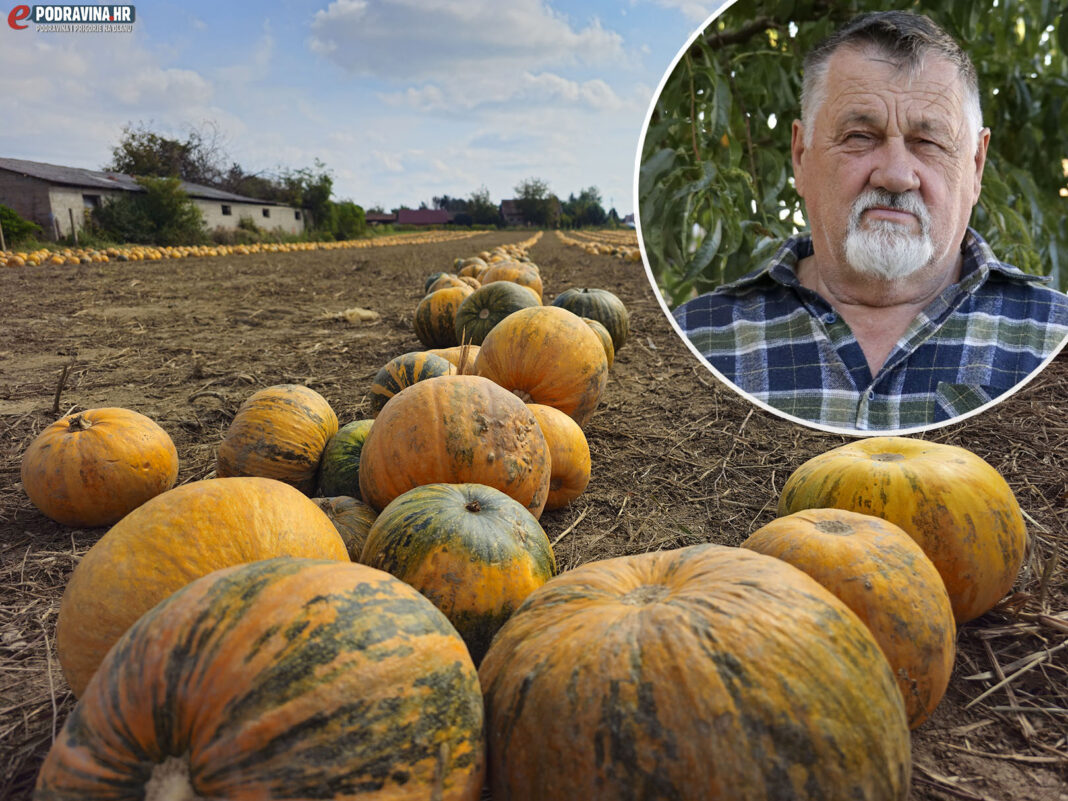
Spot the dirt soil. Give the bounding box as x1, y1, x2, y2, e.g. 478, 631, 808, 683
1, 229, 1065, 800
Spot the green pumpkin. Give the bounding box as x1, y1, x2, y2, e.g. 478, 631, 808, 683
317, 420, 374, 499
454, 281, 541, 346
551, 287, 629, 351
361, 482, 556, 664
369, 351, 456, 416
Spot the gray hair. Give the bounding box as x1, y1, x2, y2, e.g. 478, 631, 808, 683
800, 12, 983, 151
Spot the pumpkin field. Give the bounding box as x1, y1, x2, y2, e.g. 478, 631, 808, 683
1, 229, 1066, 799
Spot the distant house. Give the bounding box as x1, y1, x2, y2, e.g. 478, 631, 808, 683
0, 157, 307, 240
395, 208, 451, 226
365, 211, 397, 226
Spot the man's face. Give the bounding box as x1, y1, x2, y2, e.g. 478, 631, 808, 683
792, 46, 989, 282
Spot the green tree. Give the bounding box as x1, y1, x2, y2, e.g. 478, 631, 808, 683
514, 178, 560, 227
564, 186, 609, 228
0, 204, 43, 244
468, 186, 500, 226
107, 122, 225, 185
639, 0, 1068, 305
91, 177, 206, 245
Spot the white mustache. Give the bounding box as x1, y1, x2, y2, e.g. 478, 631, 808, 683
849, 190, 931, 235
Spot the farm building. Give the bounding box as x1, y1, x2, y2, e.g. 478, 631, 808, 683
0, 157, 307, 240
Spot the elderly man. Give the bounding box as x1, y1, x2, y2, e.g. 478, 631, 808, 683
672, 11, 1068, 430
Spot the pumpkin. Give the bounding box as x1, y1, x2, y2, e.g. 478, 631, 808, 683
414, 286, 474, 348
426, 273, 471, 294
479, 544, 911, 800
454, 281, 541, 346
216, 384, 338, 496
583, 317, 615, 369
423, 270, 449, 293
361, 483, 556, 663
552, 287, 630, 350
778, 437, 1028, 623
479, 261, 543, 302
359, 375, 551, 519
527, 403, 591, 510
38, 558, 486, 800
369, 351, 457, 416
742, 508, 956, 728
317, 419, 374, 498
55, 476, 348, 697
457, 257, 487, 278
475, 305, 608, 427
312, 495, 378, 561
457, 275, 481, 289
20, 407, 178, 528
427, 344, 481, 375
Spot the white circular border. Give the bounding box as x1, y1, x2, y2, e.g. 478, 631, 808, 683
631, 1, 1068, 439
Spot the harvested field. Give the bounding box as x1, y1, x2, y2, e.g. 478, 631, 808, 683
2, 229, 1065, 799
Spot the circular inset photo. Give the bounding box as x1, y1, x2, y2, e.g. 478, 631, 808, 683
635, 1, 1068, 435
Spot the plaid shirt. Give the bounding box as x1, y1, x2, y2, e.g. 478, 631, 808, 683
673, 228, 1068, 431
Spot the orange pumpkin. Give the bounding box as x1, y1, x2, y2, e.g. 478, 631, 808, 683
527, 403, 591, 510
56, 476, 348, 697
38, 558, 486, 800
359, 375, 551, 519
479, 261, 543, 302
216, 384, 338, 495
475, 305, 608, 427
414, 286, 475, 348
479, 544, 911, 800
20, 407, 178, 527
778, 437, 1028, 623
426, 273, 471, 294
427, 344, 481, 375
742, 508, 956, 728
583, 317, 615, 369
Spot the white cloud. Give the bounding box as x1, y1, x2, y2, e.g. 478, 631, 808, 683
308, 0, 625, 81
643, 0, 730, 25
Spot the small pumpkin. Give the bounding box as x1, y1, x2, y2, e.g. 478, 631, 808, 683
359, 375, 551, 519
456, 257, 487, 278
527, 403, 591, 510
423, 270, 449, 293
427, 344, 481, 375
312, 495, 378, 561
20, 407, 178, 528
426, 273, 471, 294
317, 419, 374, 498
38, 558, 486, 800
369, 351, 456, 416
55, 476, 348, 697
479, 261, 543, 302
454, 281, 541, 346
778, 437, 1028, 623
414, 286, 474, 348
361, 483, 556, 663
216, 384, 338, 496
475, 305, 608, 427
479, 544, 911, 800
552, 287, 629, 350
742, 508, 956, 729
583, 317, 615, 369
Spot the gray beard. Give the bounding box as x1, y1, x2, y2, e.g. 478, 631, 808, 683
842, 192, 934, 281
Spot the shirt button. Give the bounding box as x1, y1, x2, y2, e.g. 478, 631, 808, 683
867, 390, 875, 400
822, 312, 836, 324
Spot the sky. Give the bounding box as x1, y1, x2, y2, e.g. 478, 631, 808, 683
0, 0, 731, 214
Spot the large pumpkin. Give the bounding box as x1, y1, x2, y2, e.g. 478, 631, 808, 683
216, 384, 338, 495
778, 437, 1028, 623
742, 508, 956, 728
475, 305, 608, 427
551, 287, 629, 351
527, 403, 591, 510
479, 544, 910, 800
55, 476, 348, 697
37, 558, 486, 801
312, 495, 378, 561
20, 407, 178, 528
317, 418, 374, 498
454, 281, 541, 346
361, 483, 556, 664
359, 375, 551, 519
369, 351, 457, 416
415, 285, 474, 348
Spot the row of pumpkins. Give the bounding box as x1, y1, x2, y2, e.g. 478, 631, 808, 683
21, 241, 1028, 799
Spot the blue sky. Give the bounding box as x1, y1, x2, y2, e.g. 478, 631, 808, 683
0, 0, 730, 214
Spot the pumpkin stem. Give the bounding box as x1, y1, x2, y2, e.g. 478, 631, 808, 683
465, 500, 482, 513
814, 519, 854, 536
144, 756, 204, 801
512, 389, 533, 403
872, 453, 905, 462
67, 413, 92, 431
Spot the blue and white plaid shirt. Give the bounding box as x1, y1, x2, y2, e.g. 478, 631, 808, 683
673, 228, 1068, 431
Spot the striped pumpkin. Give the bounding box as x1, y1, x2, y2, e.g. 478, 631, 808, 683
415, 286, 475, 348
479, 544, 911, 800
454, 281, 541, 346
317, 419, 374, 498
216, 384, 338, 496
37, 558, 486, 800
552, 287, 629, 351
55, 477, 348, 697
742, 508, 956, 728
361, 483, 556, 664
312, 495, 378, 561
369, 351, 456, 416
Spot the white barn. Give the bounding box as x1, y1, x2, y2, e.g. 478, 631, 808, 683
0, 157, 307, 240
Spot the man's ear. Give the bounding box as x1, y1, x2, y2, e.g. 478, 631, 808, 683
972, 127, 990, 205
791, 119, 807, 198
